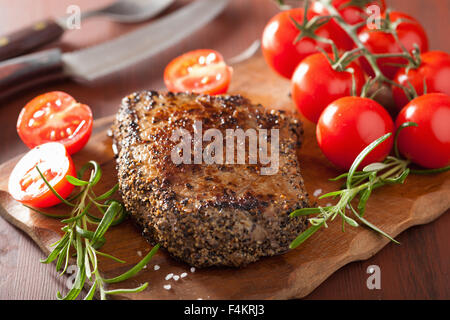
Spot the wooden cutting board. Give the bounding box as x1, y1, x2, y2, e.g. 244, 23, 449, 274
0, 55, 448, 300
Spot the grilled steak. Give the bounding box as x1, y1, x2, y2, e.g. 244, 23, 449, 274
113, 91, 309, 267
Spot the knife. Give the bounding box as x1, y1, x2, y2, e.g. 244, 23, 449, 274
0, 0, 175, 62
0, 0, 229, 99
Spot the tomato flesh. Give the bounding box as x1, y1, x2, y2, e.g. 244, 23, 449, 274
395, 93, 450, 169
17, 91, 93, 155
164, 49, 232, 95
291, 52, 366, 123
317, 97, 394, 170
8, 142, 76, 208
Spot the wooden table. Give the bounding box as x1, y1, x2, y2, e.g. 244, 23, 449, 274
0, 0, 448, 300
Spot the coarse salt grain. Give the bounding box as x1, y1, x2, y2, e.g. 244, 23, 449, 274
313, 189, 322, 197
190, 267, 196, 273
173, 275, 180, 281
163, 284, 171, 290
180, 272, 188, 278
137, 250, 142, 257
154, 265, 160, 271
165, 273, 174, 280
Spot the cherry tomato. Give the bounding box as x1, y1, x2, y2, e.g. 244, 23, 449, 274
164, 49, 232, 95
261, 8, 351, 79
17, 91, 93, 155
395, 93, 450, 169
8, 142, 76, 208
358, 11, 429, 79
393, 51, 450, 110
312, 0, 386, 26
312, 0, 386, 49
317, 97, 394, 170
291, 52, 366, 123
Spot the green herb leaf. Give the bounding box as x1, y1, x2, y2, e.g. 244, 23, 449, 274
95, 250, 126, 264
22, 204, 70, 219
66, 175, 89, 186
57, 265, 86, 300
91, 201, 121, 246
318, 190, 344, 199
363, 162, 391, 172
357, 188, 371, 217
347, 133, 392, 189
35, 166, 75, 207
411, 166, 450, 175
382, 168, 410, 184
40, 233, 70, 264
103, 282, 149, 295
103, 244, 160, 284
95, 184, 119, 201
77, 161, 102, 186
342, 215, 359, 227
350, 206, 400, 244
290, 207, 323, 217
289, 224, 323, 249
84, 281, 97, 300
394, 122, 418, 158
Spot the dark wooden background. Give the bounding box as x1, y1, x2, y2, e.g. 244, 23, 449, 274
0, 0, 448, 300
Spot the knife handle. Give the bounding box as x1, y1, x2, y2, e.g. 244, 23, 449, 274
0, 19, 65, 61
0, 49, 66, 100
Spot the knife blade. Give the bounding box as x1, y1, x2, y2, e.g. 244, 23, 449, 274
64, 0, 229, 81
0, 0, 229, 98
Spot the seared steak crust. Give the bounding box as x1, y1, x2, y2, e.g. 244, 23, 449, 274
113, 91, 309, 267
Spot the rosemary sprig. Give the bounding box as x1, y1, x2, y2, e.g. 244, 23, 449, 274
290, 122, 449, 249
28, 161, 159, 300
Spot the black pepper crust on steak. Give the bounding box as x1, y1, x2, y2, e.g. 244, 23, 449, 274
112, 91, 309, 267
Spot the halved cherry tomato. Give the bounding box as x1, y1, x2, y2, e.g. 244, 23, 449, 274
393, 51, 450, 110
358, 11, 429, 79
261, 8, 351, 79
17, 91, 93, 155
317, 97, 394, 170
8, 142, 76, 208
291, 52, 366, 123
164, 49, 232, 95
395, 93, 450, 169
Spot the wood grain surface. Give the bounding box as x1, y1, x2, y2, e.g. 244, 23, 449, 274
0, 0, 449, 300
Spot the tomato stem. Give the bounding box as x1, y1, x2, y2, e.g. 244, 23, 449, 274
288, 0, 423, 100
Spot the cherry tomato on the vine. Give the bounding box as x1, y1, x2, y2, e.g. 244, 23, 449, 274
312, 0, 386, 26
393, 51, 450, 110
291, 52, 366, 123
358, 11, 429, 80
8, 142, 76, 208
262, 8, 350, 79
17, 91, 93, 155
164, 49, 232, 95
312, 0, 386, 49
395, 93, 450, 169
317, 97, 394, 170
